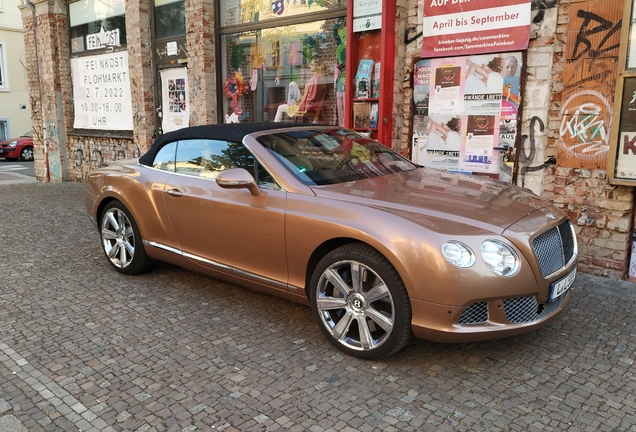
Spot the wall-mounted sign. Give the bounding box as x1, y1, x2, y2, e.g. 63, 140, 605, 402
353, 0, 382, 32
421, 0, 531, 58
71, 51, 133, 130
86, 27, 121, 50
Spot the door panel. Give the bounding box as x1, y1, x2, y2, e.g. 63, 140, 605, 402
163, 175, 288, 286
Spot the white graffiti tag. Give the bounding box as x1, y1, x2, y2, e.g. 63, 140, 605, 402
559, 89, 611, 158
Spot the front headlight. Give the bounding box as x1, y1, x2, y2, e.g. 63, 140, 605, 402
8, 141, 18, 147
481, 240, 519, 276
442, 241, 475, 268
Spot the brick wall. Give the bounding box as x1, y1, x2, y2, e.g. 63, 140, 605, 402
546, 0, 633, 278
399, 0, 634, 279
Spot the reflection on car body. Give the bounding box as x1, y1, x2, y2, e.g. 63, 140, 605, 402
85, 124, 577, 359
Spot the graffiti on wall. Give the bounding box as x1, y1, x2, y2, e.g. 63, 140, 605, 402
530, 0, 558, 38
71, 140, 140, 181
518, 116, 557, 192
558, 0, 622, 169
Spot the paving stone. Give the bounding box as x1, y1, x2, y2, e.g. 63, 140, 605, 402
2, 182, 636, 431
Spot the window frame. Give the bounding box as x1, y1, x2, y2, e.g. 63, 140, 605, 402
0, 42, 8, 91
608, 0, 636, 185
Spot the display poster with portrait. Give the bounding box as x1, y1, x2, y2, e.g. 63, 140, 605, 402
412, 51, 523, 176
160, 68, 189, 133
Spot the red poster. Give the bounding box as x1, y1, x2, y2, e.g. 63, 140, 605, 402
422, 0, 531, 58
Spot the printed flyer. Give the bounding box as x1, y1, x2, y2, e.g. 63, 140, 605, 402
429, 58, 465, 115
460, 114, 500, 173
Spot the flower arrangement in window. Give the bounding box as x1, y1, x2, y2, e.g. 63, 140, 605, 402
224, 71, 249, 115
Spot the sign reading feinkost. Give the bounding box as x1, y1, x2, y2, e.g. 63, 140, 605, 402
422, 0, 531, 58
71, 51, 133, 130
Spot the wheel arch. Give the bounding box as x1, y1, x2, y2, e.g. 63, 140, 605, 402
303, 238, 406, 300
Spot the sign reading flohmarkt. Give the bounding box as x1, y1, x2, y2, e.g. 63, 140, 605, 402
421, 0, 531, 58
71, 51, 133, 130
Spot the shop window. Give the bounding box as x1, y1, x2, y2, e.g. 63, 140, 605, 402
0, 43, 6, 90
155, 0, 185, 40
220, 18, 344, 125
68, 0, 133, 131
608, 0, 636, 184
69, 0, 126, 54
221, 0, 345, 27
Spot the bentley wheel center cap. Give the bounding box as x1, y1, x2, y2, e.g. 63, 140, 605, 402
349, 294, 365, 312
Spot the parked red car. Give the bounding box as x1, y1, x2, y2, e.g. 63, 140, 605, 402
0, 131, 34, 161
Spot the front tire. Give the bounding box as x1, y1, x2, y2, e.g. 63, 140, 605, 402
309, 244, 413, 359
100, 201, 153, 275
20, 147, 34, 161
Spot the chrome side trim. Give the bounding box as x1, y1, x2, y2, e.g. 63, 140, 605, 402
143, 240, 292, 290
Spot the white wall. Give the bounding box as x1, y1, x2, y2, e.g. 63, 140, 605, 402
0, 0, 32, 139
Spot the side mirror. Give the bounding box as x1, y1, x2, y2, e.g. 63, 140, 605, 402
216, 168, 261, 196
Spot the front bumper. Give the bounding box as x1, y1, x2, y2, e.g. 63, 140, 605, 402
410, 288, 572, 343
0, 147, 20, 158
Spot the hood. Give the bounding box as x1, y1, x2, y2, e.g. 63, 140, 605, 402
0, 137, 30, 145
310, 168, 551, 234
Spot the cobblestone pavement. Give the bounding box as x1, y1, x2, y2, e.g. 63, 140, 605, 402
1, 182, 636, 432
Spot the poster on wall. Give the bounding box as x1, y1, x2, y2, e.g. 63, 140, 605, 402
412, 52, 522, 175
429, 57, 465, 115
460, 114, 499, 173
160, 68, 189, 133
421, 0, 531, 58
616, 133, 636, 180
71, 51, 133, 130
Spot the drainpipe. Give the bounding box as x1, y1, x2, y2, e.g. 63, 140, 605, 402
24, 0, 50, 182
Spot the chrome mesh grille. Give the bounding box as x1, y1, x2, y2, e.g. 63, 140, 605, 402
532, 220, 575, 278
458, 302, 488, 324
503, 293, 568, 324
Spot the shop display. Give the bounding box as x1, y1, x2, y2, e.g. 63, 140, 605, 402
355, 59, 374, 99
353, 102, 370, 128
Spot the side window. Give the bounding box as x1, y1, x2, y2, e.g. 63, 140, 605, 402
175, 139, 256, 179
153, 141, 177, 171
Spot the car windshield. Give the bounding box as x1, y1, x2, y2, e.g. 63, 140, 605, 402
256, 129, 418, 186
21, 131, 32, 137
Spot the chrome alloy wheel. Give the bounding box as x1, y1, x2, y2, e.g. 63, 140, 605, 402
101, 208, 136, 268
21, 148, 34, 161
315, 259, 395, 352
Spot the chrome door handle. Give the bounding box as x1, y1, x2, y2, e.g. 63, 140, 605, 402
165, 188, 183, 197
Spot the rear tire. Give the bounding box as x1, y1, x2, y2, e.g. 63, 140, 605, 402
100, 201, 153, 275
309, 243, 413, 359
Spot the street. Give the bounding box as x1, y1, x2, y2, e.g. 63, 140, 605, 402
1, 182, 635, 432
0, 160, 36, 185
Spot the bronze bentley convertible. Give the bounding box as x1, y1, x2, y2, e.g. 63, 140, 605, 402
85, 124, 577, 359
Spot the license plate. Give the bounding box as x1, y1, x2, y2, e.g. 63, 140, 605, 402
550, 266, 576, 302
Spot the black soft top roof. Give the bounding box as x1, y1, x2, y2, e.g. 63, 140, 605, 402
138, 122, 302, 166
